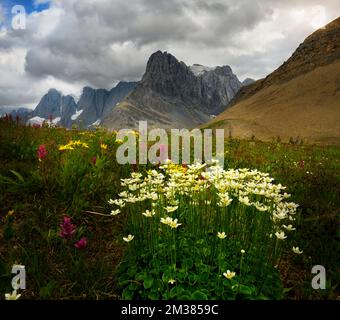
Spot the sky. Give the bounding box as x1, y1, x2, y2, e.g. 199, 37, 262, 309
0, 0, 339, 109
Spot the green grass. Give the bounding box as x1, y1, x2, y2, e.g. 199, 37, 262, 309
0, 119, 339, 300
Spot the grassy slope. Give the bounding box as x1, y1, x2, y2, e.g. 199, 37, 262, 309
205, 61, 340, 144
0, 121, 339, 299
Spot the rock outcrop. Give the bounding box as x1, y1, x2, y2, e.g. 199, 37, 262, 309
31, 89, 77, 126
28, 81, 137, 128
242, 78, 255, 86
102, 51, 241, 129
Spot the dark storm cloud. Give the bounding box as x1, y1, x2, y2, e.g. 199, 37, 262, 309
0, 0, 339, 108
21, 0, 271, 87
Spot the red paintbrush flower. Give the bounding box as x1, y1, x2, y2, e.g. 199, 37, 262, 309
37, 144, 48, 160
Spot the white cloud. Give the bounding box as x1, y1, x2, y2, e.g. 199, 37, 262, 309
0, 47, 83, 109
0, 0, 339, 108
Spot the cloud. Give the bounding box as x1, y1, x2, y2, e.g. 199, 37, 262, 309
0, 0, 339, 108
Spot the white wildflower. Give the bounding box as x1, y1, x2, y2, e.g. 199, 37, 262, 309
292, 246, 303, 254
275, 231, 287, 240
123, 234, 134, 242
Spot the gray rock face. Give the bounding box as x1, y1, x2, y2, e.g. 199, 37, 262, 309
33, 89, 63, 119
75, 81, 138, 127
29, 81, 137, 128
60, 95, 77, 127
198, 65, 242, 114
32, 88, 77, 125
104, 81, 138, 117
102, 51, 242, 129
10, 107, 32, 120
75, 87, 110, 127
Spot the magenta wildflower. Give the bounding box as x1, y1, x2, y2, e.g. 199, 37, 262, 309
37, 144, 48, 160
74, 237, 88, 250
298, 160, 305, 169
91, 156, 97, 165
59, 216, 76, 239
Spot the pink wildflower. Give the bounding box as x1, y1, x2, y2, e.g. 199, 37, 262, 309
59, 216, 76, 239
74, 237, 88, 250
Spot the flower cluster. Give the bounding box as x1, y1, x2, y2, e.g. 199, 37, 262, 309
59, 216, 76, 239
109, 160, 300, 241
160, 217, 182, 229
59, 216, 88, 250
37, 144, 48, 160
59, 140, 89, 151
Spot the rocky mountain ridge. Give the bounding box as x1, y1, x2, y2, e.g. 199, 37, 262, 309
102, 51, 242, 129
28, 81, 138, 128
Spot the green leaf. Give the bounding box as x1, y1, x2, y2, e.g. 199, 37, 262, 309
183, 258, 193, 269
238, 285, 253, 296
191, 290, 208, 300
122, 287, 134, 300
170, 286, 184, 298
10, 170, 24, 183
39, 281, 56, 299
148, 291, 159, 300
199, 272, 209, 282
188, 274, 197, 285
128, 283, 140, 291
283, 287, 293, 293
143, 275, 154, 289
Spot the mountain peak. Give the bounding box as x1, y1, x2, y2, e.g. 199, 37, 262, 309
266, 16, 340, 85
103, 51, 242, 129
32, 88, 76, 123
140, 51, 193, 96
144, 51, 184, 79
47, 88, 61, 96
83, 86, 95, 92
231, 16, 340, 103
242, 78, 255, 86
190, 64, 214, 76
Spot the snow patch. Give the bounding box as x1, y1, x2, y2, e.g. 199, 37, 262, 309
91, 119, 101, 127
27, 116, 46, 125
27, 116, 61, 127
52, 117, 61, 124
190, 64, 215, 76
71, 109, 83, 120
